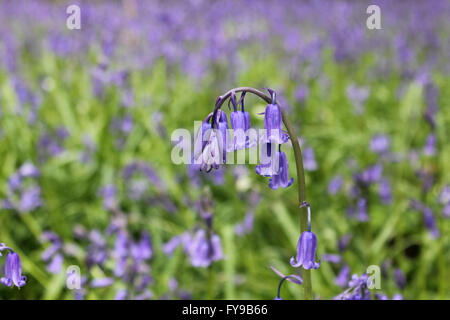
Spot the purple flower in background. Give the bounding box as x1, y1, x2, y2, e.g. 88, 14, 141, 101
328, 176, 343, 195
438, 185, 450, 205
2, 162, 43, 213
346, 84, 370, 114
131, 232, 153, 262
0, 246, 27, 288
163, 235, 182, 257
370, 134, 390, 155
18, 162, 40, 178
91, 277, 114, 288
235, 212, 254, 236
322, 253, 341, 264
423, 207, 439, 239
80, 135, 97, 163
295, 85, 309, 104
359, 164, 383, 186
443, 203, 450, 218
38, 126, 70, 161
335, 273, 371, 300
123, 161, 165, 200
423, 134, 436, 156
98, 184, 117, 210
186, 229, 224, 268
110, 115, 134, 149
41, 231, 63, 274
394, 268, 406, 290
348, 198, 368, 222
410, 200, 440, 239
379, 179, 393, 204
290, 231, 321, 270
392, 294, 403, 300
335, 265, 350, 287
268, 150, 294, 190
303, 147, 317, 171
338, 234, 352, 252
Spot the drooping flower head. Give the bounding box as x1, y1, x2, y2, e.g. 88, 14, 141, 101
229, 91, 251, 150
0, 245, 27, 288
263, 89, 287, 144
290, 202, 321, 270
268, 147, 294, 190
255, 143, 280, 177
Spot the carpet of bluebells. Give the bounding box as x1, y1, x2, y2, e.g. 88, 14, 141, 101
1, 0, 449, 300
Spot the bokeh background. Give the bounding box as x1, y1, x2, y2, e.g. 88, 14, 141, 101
0, 0, 449, 300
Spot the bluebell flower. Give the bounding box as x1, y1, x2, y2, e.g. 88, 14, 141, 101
443, 203, 450, 218
394, 268, 406, 289
338, 234, 352, 252
2, 162, 43, 214
290, 231, 320, 270
370, 134, 390, 155
423, 134, 436, 156
290, 203, 320, 270
335, 265, 350, 287
392, 294, 403, 300
262, 90, 288, 144
410, 200, 439, 238
255, 143, 280, 176
98, 184, 117, 210
91, 277, 114, 288
229, 92, 251, 150
235, 212, 254, 236
438, 185, 450, 205
0, 247, 27, 288
423, 207, 439, 239
186, 229, 224, 268
196, 122, 223, 172
215, 109, 230, 162
348, 198, 368, 222
334, 273, 371, 300
379, 179, 393, 204
327, 175, 343, 195
41, 231, 64, 274
130, 231, 152, 261
268, 150, 294, 190
321, 253, 341, 264
303, 147, 318, 171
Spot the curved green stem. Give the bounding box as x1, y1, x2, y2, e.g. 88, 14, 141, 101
214, 87, 312, 300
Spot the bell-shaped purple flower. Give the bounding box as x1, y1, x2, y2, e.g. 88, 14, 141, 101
1, 251, 27, 288
268, 151, 294, 190
290, 231, 321, 270
262, 90, 288, 144
229, 92, 251, 150
255, 143, 280, 176
263, 103, 283, 144
187, 229, 223, 268
215, 109, 230, 161
423, 134, 436, 156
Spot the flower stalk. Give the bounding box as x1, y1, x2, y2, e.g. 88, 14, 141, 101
213, 87, 312, 300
